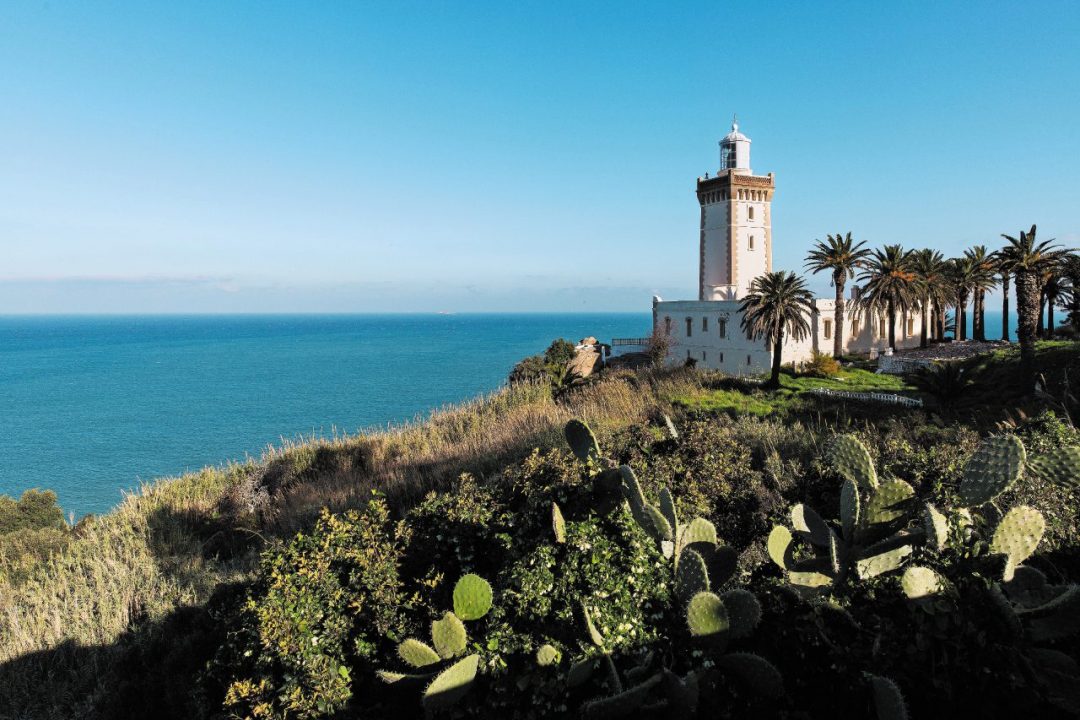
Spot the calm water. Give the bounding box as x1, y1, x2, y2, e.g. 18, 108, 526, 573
0, 314, 650, 516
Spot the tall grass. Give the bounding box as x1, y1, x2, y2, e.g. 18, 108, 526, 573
0, 367, 703, 717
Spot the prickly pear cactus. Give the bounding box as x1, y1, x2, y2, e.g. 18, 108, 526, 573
990, 505, 1045, 581
675, 546, 710, 601
716, 652, 784, 697
901, 565, 943, 600
565, 419, 602, 464
399, 638, 441, 668
767, 525, 792, 569
921, 503, 948, 552
828, 434, 878, 489
552, 501, 566, 544
536, 644, 561, 667
721, 589, 762, 639
840, 478, 860, 542
431, 611, 467, 659
687, 591, 729, 638
1027, 444, 1080, 488
453, 574, 493, 621
869, 675, 909, 720
958, 434, 1026, 507
423, 654, 480, 713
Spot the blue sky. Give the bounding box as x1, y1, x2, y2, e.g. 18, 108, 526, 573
2, 1, 1077, 313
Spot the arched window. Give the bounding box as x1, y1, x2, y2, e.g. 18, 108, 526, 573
664, 317, 672, 336
749, 235, 755, 251
748, 206, 755, 221
702, 316, 708, 332
685, 317, 693, 337
718, 318, 727, 338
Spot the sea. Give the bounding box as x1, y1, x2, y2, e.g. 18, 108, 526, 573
0, 314, 651, 517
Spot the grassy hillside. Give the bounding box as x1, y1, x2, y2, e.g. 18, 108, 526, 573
1, 343, 1078, 719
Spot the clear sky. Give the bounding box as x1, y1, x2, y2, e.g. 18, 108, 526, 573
2, 1, 1078, 313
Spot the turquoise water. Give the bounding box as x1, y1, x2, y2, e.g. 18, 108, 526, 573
0, 314, 650, 516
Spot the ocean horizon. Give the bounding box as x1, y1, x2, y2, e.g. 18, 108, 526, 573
0, 313, 651, 517
0, 309, 1026, 517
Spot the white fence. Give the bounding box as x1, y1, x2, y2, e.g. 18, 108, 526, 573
807, 387, 923, 407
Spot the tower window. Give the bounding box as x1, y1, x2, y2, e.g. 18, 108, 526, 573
664, 317, 672, 336
907, 317, 915, 337
749, 206, 755, 220
719, 319, 727, 338
686, 318, 693, 337
747, 355, 752, 366
702, 351, 706, 362
702, 317, 708, 332
824, 319, 833, 339
749, 235, 755, 251
720, 352, 724, 363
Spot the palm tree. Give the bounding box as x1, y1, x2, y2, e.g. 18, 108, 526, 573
805, 232, 872, 359
964, 245, 997, 342
910, 249, 949, 348
857, 245, 917, 351
739, 271, 815, 389
1043, 269, 1070, 337
999, 225, 1068, 386
995, 251, 1012, 341
947, 256, 977, 341
1061, 254, 1080, 331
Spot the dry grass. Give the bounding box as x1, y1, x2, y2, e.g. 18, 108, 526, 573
0, 367, 703, 717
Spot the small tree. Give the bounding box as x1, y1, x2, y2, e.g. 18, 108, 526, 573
647, 324, 673, 368
543, 338, 577, 367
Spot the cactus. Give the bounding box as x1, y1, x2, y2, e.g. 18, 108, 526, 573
686, 591, 729, 638
828, 433, 878, 489
378, 573, 493, 711
773, 467, 918, 591
552, 501, 566, 544
901, 565, 943, 600
958, 434, 1026, 507
869, 675, 909, 720
921, 503, 948, 552
584, 604, 606, 648
721, 589, 762, 639
990, 505, 1046, 581
565, 419, 602, 464
536, 644, 561, 667
453, 574, 493, 621
423, 654, 480, 713
675, 546, 710, 601
567, 658, 596, 688
580, 673, 662, 720
1027, 444, 1080, 488
716, 652, 784, 697
431, 611, 467, 659
399, 639, 442, 668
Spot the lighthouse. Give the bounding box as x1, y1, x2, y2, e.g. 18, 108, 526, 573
696, 118, 775, 301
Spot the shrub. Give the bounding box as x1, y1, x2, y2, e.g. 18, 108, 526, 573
802, 350, 840, 377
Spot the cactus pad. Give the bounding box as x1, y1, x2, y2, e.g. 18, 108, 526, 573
644, 504, 674, 541
840, 478, 860, 542
828, 434, 878, 489
863, 480, 916, 527
583, 604, 605, 648
1003, 565, 1051, 608
721, 589, 762, 639
580, 673, 662, 720
958, 434, 1026, 507
552, 502, 566, 544
452, 574, 493, 621
658, 486, 678, 537
679, 517, 718, 551
431, 611, 467, 659
687, 591, 729, 637
767, 525, 792, 570
855, 545, 912, 580
398, 638, 441, 668
788, 571, 832, 588
423, 654, 479, 712
870, 676, 909, 720
535, 644, 561, 667
564, 419, 601, 464
716, 653, 784, 697
376, 669, 430, 685
1027, 445, 1080, 488
1025, 586, 1080, 643
791, 503, 832, 547
675, 547, 710, 601
990, 504, 1045, 581
566, 658, 596, 688
922, 503, 948, 552
901, 566, 943, 600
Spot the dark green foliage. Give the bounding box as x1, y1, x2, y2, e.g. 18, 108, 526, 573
0, 489, 71, 584
0, 489, 67, 534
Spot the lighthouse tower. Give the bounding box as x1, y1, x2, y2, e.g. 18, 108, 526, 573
696, 118, 775, 300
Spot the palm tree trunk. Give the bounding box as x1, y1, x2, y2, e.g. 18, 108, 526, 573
920, 300, 929, 348
1037, 289, 1045, 337
958, 293, 968, 341
1047, 296, 1055, 337
887, 300, 896, 350
975, 290, 985, 341
1002, 273, 1011, 341
769, 332, 784, 388
834, 274, 845, 359
1015, 269, 1040, 388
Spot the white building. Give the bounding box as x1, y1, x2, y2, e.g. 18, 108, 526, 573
615, 119, 927, 375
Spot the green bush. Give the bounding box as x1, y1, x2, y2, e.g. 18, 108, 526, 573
0, 488, 67, 534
